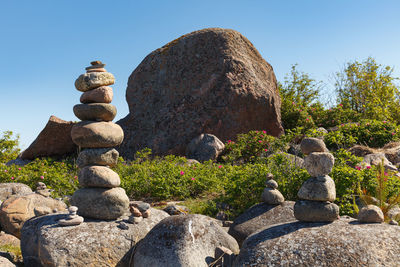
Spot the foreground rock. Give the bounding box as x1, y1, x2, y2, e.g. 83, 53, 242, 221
70, 187, 129, 220
228, 201, 295, 246
0, 183, 32, 202
21, 209, 169, 267
132, 214, 239, 267
117, 28, 284, 159
20, 116, 77, 160
358, 205, 384, 223
0, 256, 15, 267
0, 193, 66, 238
234, 217, 400, 266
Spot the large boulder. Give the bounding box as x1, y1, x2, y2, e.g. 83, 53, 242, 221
132, 214, 239, 267
0, 183, 32, 202
0, 193, 67, 238
20, 208, 169, 267
117, 28, 283, 159
228, 201, 295, 246
234, 217, 400, 266
20, 116, 77, 160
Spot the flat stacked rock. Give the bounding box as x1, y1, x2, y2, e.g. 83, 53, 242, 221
261, 173, 284, 205
70, 61, 129, 220
58, 206, 84, 226
294, 138, 339, 222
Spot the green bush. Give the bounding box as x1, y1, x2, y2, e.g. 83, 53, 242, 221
0, 131, 20, 164
0, 157, 79, 198
324, 119, 400, 149
220, 130, 287, 164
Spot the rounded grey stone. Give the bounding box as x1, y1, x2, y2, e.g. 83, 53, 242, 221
71, 121, 124, 148
294, 200, 339, 222
265, 179, 278, 189
358, 205, 384, 223
80, 86, 113, 104
73, 103, 117, 122
297, 175, 336, 201
300, 137, 328, 155
186, 133, 225, 162
76, 148, 119, 168
261, 188, 284, 205
75, 72, 115, 92
304, 152, 335, 177
70, 187, 129, 220
78, 166, 120, 188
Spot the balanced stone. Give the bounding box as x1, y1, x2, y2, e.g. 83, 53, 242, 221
261, 188, 284, 205
78, 166, 120, 188
300, 137, 328, 155
304, 152, 335, 177
80, 86, 113, 104
297, 175, 336, 202
87, 68, 107, 73
265, 179, 278, 189
358, 205, 384, 223
294, 200, 339, 222
59, 206, 84, 226
76, 148, 119, 168
71, 187, 129, 220
130, 201, 151, 212
71, 121, 124, 148
73, 103, 117, 122
75, 72, 115, 92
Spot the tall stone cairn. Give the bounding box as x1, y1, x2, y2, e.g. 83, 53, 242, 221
294, 138, 339, 222
70, 61, 129, 220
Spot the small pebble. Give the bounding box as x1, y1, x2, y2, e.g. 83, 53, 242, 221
389, 219, 399, 225
142, 209, 151, 218
118, 222, 129, 230
265, 179, 278, 189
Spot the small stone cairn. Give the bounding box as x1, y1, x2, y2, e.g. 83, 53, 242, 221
261, 173, 284, 205
128, 201, 151, 224
294, 137, 339, 222
69, 61, 129, 220
35, 182, 53, 197
59, 206, 84, 226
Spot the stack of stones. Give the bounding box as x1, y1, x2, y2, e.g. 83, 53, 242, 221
35, 182, 52, 197
261, 173, 284, 205
59, 206, 84, 226
70, 61, 129, 220
128, 201, 151, 224
294, 137, 339, 222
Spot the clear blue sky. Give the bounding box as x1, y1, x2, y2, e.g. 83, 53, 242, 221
1, 0, 400, 150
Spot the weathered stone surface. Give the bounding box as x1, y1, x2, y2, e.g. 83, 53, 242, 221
0, 256, 15, 267
132, 214, 239, 267
0, 183, 32, 202
20, 209, 169, 267
0, 231, 20, 247
70, 187, 129, 220
76, 148, 119, 168
265, 179, 278, 189
261, 188, 284, 205
234, 217, 400, 267
117, 28, 284, 159
294, 200, 339, 222
73, 103, 117, 122
80, 86, 113, 104
228, 202, 295, 246
20, 116, 77, 160
300, 137, 328, 155
75, 72, 115, 92
71, 121, 124, 148
186, 133, 225, 162
358, 205, 384, 223
362, 152, 397, 171
0, 193, 66, 238
78, 166, 120, 188
304, 152, 335, 177
348, 145, 376, 157
214, 246, 235, 267
297, 175, 336, 202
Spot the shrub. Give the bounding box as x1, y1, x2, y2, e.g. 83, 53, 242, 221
324, 119, 400, 149
0, 157, 79, 198
0, 131, 20, 164
220, 130, 287, 164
